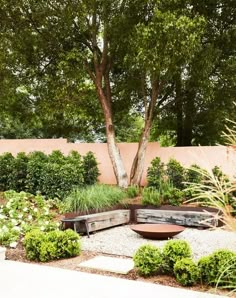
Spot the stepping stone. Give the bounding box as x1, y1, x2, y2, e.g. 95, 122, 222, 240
78, 256, 134, 275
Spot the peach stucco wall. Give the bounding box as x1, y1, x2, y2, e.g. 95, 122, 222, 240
0, 139, 236, 185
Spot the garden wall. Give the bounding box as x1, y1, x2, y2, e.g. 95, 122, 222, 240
0, 139, 235, 185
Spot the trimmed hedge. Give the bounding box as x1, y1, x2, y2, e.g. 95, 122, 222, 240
0, 150, 99, 199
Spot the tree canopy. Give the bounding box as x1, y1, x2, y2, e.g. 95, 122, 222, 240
0, 0, 235, 185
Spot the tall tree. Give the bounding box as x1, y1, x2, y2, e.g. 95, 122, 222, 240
1, 0, 205, 186
153, 0, 236, 146
124, 2, 205, 184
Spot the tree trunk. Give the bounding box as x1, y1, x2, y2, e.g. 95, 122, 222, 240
130, 123, 152, 186
106, 121, 128, 188
95, 77, 128, 188
175, 72, 184, 146
130, 78, 159, 186
183, 90, 195, 146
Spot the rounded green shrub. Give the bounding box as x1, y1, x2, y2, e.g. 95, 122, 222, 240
198, 249, 236, 286
162, 239, 192, 274
133, 244, 162, 276
23, 229, 81, 262
174, 258, 200, 286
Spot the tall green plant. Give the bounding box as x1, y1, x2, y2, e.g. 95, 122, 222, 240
0, 153, 15, 191
9, 152, 29, 192
166, 158, 185, 190
26, 151, 48, 194
147, 157, 165, 189
65, 184, 126, 213
82, 151, 100, 185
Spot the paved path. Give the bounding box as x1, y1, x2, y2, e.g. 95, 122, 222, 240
0, 261, 226, 298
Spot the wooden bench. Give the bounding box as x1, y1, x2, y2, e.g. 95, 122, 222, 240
136, 209, 219, 228
61, 209, 130, 237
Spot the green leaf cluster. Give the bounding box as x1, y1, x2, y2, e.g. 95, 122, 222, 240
133, 244, 162, 276
174, 258, 200, 286
23, 229, 81, 262
0, 150, 99, 199
0, 190, 60, 247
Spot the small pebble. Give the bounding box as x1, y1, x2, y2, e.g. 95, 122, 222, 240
81, 225, 236, 260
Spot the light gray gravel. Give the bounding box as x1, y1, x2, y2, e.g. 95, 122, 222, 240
81, 225, 236, 260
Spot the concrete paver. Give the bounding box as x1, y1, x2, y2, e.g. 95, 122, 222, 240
78, 256, 134, 274
0, 261, 226, 298
0, 246, 6, 261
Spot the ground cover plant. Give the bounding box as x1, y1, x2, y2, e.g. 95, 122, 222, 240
65, 184, 127, 213
0, 150, 99, 199
0, 190, 62, 247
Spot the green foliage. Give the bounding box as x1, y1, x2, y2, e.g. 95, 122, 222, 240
162, 240, 192, 274
23, 229, 81, 262
48, 150, 66, 165
198, 249, 236, 286
216, 254, 236, 292
161, 181, 184, 206
0, 153, 15, 191
0, 150, 98, 200
82, 151, 100, 185
166, 158, 185, 190
147, 157, 165, 189
0, 190, 61, 247
9, 152, 29, 192
184, 164, 204, 198
185, 164, 203, 184
142, 187, 162, 206
133, 244, 162, 276
174, 258, 200, 286
126, 185, 139, 198
40, 151, 84, 199
26, 151, 48, 194
65, 184, 126, 213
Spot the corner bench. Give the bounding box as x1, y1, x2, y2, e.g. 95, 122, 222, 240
136, 209, 219, 227
61, 209, 130, 237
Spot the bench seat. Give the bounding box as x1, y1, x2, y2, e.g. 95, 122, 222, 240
62, 209, 130, 236
136, 209, 218, 227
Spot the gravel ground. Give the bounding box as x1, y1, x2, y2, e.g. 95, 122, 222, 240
81, 225, 236, 260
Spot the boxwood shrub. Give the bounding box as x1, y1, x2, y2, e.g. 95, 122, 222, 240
198, 249, 236, 286
23, 229, 81, 262
133, 244, 162, 276
174, 258, 200, 286
162, 239, 192, 274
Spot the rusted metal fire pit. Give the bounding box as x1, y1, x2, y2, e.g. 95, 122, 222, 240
130, 224, 185, 240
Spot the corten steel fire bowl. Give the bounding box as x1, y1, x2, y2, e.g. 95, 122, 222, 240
130, 224, 185, 240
